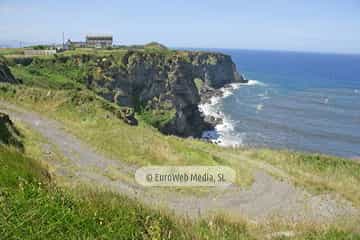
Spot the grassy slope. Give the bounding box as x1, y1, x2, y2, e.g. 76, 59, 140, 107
1, 48, 360, 238
0, 114, 255, 239
0, 146, 238, 240
0, 116, 358, 239
1, 84, 360, 206
0, 84, 254, 187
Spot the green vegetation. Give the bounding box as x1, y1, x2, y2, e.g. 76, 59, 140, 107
32, 45, 52, 50
1, 145, 359, 239
0, 48, 24, 56
242, 148, 360, 206
0, 115, 251, 239
10, 64, 81, 89
0, 147, 175, 239
144, 42, 168, 50
2, 83, 360, 205
0, 113, 255, 239
0, 84, 254, 186
4, 48, 191, 131
8, 54, 100, 89
6, 48, 178, 90
139, 108, 176, 129
1, 48, 360, 238
194, 77, 204, 92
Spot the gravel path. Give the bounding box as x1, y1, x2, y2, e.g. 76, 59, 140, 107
0, 101, 358, 223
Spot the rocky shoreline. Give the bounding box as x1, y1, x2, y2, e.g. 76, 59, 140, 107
199, 79, 248, 133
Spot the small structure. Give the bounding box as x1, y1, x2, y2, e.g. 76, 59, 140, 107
66, 39, 86, 48
86, 35, 113, 48
24, 49, 57, 56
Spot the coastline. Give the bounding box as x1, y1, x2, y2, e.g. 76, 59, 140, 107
199, 79, 265, 147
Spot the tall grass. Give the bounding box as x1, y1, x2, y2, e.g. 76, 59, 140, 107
2, 84, 360, 202
0, 84, 255, 187
1, 84, 360, 238
1, 146, 359, 239
0, 145, 257, 239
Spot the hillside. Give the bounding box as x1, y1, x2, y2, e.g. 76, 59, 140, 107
1, 48, 360, 239
6, 48, 245, 137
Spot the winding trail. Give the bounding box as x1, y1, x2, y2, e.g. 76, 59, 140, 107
0, 101, 358, 223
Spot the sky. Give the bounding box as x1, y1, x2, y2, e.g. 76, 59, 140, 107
1, 0, 360, 54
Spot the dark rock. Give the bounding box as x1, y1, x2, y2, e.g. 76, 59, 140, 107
0, 58, 19, 84
189, 51, 247, 88
0, 112, 23, 149
204, 115, 223, 127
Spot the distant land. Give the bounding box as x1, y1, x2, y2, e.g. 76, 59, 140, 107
0, 40, 47, 48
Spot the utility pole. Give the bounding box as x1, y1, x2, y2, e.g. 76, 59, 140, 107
62, 32, 65, 49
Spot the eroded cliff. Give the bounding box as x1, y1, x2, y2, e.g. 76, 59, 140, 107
85, 50, 245, 137
10, 49, 245, 137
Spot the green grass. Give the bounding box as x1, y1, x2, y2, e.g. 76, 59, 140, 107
1, 145, 359, 240
1, 83, 360, 238
241, 148, 360, 206
139, 108, 176, 129
194, 77, 204, 92
2, 83, 360, 202
0, 146, 175, 239
0, 145, 257, 239
10, 65, 81, 89
2, 48, 360, 238
0, 48, 24, 56
0, 84, 255, 186
6, 48, 178, 90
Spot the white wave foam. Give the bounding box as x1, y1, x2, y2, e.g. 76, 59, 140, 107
222, 88, 234, 98
256, 104, 264, 112
199, 84, 243, 147
241, 79, 266, 86
229, 83, 242, 90
257, 92, 270, 100
199, 78, 267, 147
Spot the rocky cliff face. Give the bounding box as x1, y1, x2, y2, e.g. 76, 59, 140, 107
84, 50, 244, 137
189, 52, 245, 88
0, 59, 18, 84
14, 50, 244, 137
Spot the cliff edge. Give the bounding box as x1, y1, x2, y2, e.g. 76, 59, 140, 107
9, 49, 245, 137
85, 50, 245, 137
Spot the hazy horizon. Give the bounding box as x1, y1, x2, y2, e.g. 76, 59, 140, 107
1, 0, 359, 54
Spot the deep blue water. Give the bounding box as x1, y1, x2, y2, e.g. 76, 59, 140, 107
209, 49, 360, 158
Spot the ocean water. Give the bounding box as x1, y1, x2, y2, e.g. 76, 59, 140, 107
200, 49, 360, 158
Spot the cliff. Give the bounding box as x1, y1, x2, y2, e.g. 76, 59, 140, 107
85, 50, 245, 137
10, 49, 245, 137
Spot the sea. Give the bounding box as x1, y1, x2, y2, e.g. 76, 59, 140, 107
199, 49, 360, 158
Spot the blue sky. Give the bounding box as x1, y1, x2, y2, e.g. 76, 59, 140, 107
1, 0, 359, 53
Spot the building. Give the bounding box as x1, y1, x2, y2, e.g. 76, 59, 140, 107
86, 35, 113, 48
66, 39, 87, 48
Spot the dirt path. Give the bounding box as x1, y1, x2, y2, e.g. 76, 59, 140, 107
0, 101, 358, 223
